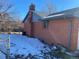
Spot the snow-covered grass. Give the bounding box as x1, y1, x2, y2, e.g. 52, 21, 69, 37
0, 34, 51, 59
10, 34, 47, 57
0, 34, 67, 59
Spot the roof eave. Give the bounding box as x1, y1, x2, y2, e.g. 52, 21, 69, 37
40, 15, 76, 21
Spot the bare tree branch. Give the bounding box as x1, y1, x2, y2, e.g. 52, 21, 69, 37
0, 0, 21, 32
0, 0, 13, 13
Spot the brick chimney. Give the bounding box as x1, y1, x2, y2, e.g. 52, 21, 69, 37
29, 4, 35, 37
29, 4, 35, 22
29, 4, 35, 11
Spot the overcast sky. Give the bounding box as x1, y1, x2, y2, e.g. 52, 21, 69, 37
9, 0, 79, 20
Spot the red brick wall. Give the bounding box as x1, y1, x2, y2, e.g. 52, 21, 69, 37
70, 19, 79, 50
33, 20, 69, 47
48, 20, 69, 46
24, 21, 32, 36
23, 18, 79, 50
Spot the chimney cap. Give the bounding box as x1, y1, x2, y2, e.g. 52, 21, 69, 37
29, 3, 35, 11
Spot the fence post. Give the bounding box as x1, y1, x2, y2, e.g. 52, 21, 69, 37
6, 33, 10, 59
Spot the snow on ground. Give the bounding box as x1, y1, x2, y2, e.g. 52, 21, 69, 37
10, 34, 46, 57
0, 34, 50, 58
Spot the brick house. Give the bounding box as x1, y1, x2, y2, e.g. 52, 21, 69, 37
22, 4, 79, 50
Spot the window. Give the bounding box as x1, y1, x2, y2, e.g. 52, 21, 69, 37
43, 20, 49, 28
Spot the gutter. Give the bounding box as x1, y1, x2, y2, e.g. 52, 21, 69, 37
43, 13, 64, 19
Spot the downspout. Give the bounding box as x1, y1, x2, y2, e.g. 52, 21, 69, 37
30, 11, 34, 37
68, 19, 72, 49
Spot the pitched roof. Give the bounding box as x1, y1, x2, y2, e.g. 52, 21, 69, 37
32, 12, 42, 22
42, 7, 79, 21
23, 12, 29, 23
23, 7, 79, 22
23, 11, 42, 23
49, 7, 79, 16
